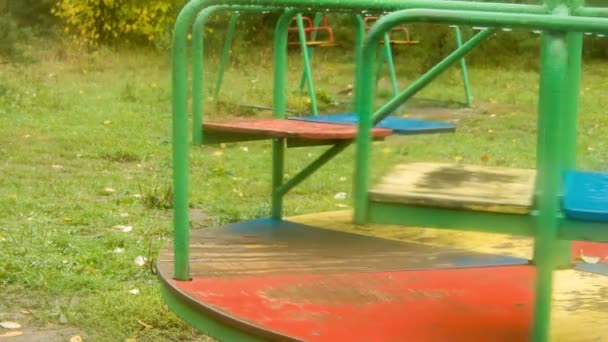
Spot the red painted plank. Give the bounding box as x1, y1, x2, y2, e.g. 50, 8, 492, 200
173, 266, 534, 341
204, 119, 393, 140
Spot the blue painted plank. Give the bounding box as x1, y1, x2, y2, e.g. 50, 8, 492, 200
563, 171, 608, 222
289, 113, 455, 135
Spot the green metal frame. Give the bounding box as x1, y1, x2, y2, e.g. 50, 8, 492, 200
170, 1, 608, 341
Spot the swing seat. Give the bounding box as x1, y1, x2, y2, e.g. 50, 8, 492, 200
202, 118, 393, 145
563, 171, 608, 222
289, 113, 455, 135
370, 163, 537, 214
364, 17, 419, 46
288, 15, 336, 48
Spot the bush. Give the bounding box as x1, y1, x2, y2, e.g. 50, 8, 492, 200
52, 0, 186, 47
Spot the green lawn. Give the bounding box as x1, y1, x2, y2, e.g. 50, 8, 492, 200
1, 41, 607, 340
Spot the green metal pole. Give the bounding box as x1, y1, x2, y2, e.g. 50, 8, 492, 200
383, 33, 400, 97
192, 6, 223, 146
213, 11, 240, 99
172, 3, 202, 280
277, 142, 350, 196
272, 9, 298, 219
454, 26, 473, 107
296, 13, 319, 116
353, 15, 365, 113
532, 30, 569, 342
375, 46, 388, 84
299, 13, 323, 91
372, 29, 493, 124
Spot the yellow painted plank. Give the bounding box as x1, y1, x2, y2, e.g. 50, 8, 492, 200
370, 163, 537, 214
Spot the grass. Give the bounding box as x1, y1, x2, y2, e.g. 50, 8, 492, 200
1, 37, 608, 341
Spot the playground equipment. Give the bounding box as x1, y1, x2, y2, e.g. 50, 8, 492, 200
288, 15, 337, 47
161, 0, 608, 341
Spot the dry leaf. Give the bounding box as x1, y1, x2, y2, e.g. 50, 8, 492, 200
0, 321, 21, 329
70, 335, 83, 342
19, 310, 31, 315
481, 154, 490, 162
212, 150, 223, 156
334, 192, 347, 200
579, 249, 601, 264
0, 331, 23, 337
134, 256, 147, 266
125, 339, 137, 342
63, 217, 72, 223
137, 320, 153, 329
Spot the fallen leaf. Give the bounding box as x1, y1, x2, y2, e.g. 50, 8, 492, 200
129, 289, 139, 295
240, 146, 249, 152
212, 150, 223, 156
0, 331, 23, 337
137, 320, 153, 329
487, 129, 494, 133
134, 256, 147, 266
104, 187, 116, 193
70, 335, 83, 342
52, 164, 63, 170
63, 217, 73, 223
481, 154, 490, 162
579, 250, 601, 264
0, 322, 22, 329
125, 339, 137, 342
19, 310, 31, 315
334, 192, 347, 200
103, 120, 112, 125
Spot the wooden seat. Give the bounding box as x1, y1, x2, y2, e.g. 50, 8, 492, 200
202, 118, 393, 145
370, 163, 537, 214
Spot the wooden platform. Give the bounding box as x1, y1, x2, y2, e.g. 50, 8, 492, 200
203, 119, 393, 143
370, 163, 537, 214
158, 211, 608, 342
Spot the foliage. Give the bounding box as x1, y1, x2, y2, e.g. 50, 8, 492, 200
0, 16, 20, 59
52, 0, 186, 47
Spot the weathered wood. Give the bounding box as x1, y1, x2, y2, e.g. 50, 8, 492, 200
370, 163, 537, 214
157, 219, 526, 278
203, 119, 392, 141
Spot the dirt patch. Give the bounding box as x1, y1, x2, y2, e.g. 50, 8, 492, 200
0, 310, 81, 342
